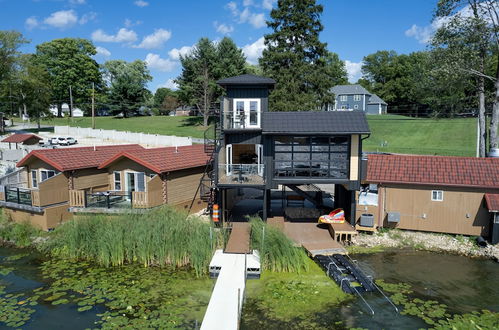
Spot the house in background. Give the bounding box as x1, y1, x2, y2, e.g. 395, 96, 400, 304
0, 144, 209, 230
356, 154, 499, 239
330, 84, 387, 115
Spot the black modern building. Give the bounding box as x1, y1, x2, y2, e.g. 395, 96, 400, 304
202, 74, 371, 225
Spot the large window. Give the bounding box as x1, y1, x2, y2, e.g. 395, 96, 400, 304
228, 98, 261, 129
273, 136, 350, 179
31, 170, 38, 188
40, 170, 56, 182
353, 94, 361, 101
114, 171, 122, 190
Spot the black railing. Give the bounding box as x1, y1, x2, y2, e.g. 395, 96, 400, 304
4, 187, 33, 206
85, 191, 133, 209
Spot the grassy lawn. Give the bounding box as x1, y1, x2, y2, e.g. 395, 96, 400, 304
364, 115, 477, 157
41, 114, 479, 156
41, 116, 209, 139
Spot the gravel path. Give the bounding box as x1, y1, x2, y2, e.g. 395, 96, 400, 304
351, 230, 499, 261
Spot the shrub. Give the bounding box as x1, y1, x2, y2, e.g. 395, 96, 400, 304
0, 212, 41, 247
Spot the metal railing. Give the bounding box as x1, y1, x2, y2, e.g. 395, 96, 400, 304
222, 111, 261, 130
4, 186, 34, 206
218, 164, 264, 185
85, 191, 133, 209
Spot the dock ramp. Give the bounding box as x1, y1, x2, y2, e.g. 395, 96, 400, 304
201, 250, 260, 330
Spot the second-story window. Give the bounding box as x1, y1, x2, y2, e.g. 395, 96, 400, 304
340, 95, 347, 101
231, 99, 261, 129
353, 94, 361, 101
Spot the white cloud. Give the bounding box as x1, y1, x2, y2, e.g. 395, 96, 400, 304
79, 12, 96, 24
25, 16, 38, 30
91, 28, 138, 43
168, 45, 194, 60
214, 21, 234, 34
124, 18, 142, 28
262, 0, 276, 10
158, 78, 179, 91
95, 46, 111, 57
242, 36, 265, 64
134, 0, 149, 7
70, 0, 86, 4
134, 29, 171, 49
145, 53, 176, 72
345, 60, 363, 83
243, 0, 254, 6
226, 1, 266, 29
44, 10, 78, 29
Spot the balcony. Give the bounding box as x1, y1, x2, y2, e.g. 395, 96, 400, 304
0, 186, 43, 213
218, 164, 264, 185
222, 111, 261, 130
69, 190, 151, 213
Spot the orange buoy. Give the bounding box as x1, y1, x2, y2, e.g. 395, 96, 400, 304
212, 204, 219, 222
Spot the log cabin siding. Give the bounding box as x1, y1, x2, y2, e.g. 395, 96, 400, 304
5, 203, 71, 231
38, 173, 69, 206
106, 159, 154, 191
72, 168, 109, 191
147, 175, 164, 208
166, 167, 204, 205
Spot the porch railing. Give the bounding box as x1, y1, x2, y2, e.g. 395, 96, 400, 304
3, 186, 38, 206
218, 164, 264, 185
69, 190, 149, 209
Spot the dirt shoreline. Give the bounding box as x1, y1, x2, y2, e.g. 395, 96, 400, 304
349, 230, 499, 261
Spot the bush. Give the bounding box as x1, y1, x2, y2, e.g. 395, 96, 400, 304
46, 206, 217, 276
0, 212, 41, 247
249, 217, 309, 273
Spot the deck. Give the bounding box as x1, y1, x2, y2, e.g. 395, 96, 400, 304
225, 222, 251, 254
268, 217, 347, 256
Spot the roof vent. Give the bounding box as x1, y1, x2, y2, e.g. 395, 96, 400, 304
175, 146, 179, 153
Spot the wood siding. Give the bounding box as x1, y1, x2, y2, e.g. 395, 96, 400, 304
5, 203, 72, 231
72, 169, 109, 190
167, 167, 204, 205
147, 175, 164, 208
349, 135, 359, 181
38, 173, 69, 206
106, 159, 154, 190
356, 184, 497, 236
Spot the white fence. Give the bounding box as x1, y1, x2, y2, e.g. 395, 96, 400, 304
54, 126, 192, 147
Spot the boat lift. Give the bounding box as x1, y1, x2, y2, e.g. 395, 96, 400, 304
315, 254, 399, 315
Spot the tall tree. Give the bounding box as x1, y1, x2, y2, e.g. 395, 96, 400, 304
153, 87, 178, 115
102, 60, 152, 118
434, 0, 499, 154
176, 37, 246, 126
36, 38, 102, 117
260, 0, 337, 111
0, 30, 28, 82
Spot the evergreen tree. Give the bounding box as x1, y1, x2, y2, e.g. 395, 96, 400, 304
260, 0, 339, 111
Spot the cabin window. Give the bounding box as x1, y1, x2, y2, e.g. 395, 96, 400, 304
340, 95, 347, 101
431, 190, 443, 201
31, 170, 38, 188
114, 171, 122, 190
228, 98, 261, 129
40, 170, 56, 182
126, 172, 146, 192
353, 94, 361, 101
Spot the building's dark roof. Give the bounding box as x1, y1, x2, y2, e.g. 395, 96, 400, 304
368, 94, 387, 105
367, 154, 499, 189
331, 84, 371, 95
217, 74, 276, 86
262, 111, 370, 134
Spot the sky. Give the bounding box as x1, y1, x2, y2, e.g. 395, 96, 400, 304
0, 0, 439, 91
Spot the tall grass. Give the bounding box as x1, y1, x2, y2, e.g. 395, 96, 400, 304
0, 211, 42, 247
47, 206, 216, 275
249, 217, 309, 273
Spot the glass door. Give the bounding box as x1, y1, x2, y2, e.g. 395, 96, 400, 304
226, 144, 233, 176
256, 144, 263, 176
232, 99, 261, 128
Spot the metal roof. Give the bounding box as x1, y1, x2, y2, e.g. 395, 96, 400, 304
217, 74, 276, 86
262, 111, 371, 134
331, 84, 371, 95
368, 94, 387, 105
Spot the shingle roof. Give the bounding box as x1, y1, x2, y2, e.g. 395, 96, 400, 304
485, 194, 499, 212
331, 84, 371, 95
262, 111, 371, 134
98, 144, 210, 174
368, 94, 387, 105
2, 133, 42, 143
17, 144, 145, 171
217, 74, 276, 86
367, 154, 499, 189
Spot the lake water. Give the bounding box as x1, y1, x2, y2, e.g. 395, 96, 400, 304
1, 247, 498, 329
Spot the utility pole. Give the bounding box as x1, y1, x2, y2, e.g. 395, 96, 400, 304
92, 82, 95, 129
476, 111, 480, 157
69, 85, 73, 118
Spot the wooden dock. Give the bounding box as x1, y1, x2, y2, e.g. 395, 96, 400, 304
269, 217, 347, 256
225, 222, 251, 254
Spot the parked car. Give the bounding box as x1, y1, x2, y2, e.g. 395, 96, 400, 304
66, 137, 77, 145
49, 137, 59, 145
58, 137, 70, 146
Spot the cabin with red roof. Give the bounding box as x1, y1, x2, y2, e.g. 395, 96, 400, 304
356, 154, 499, 240
0, 144, 209, 230
1, 133, 42, 149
